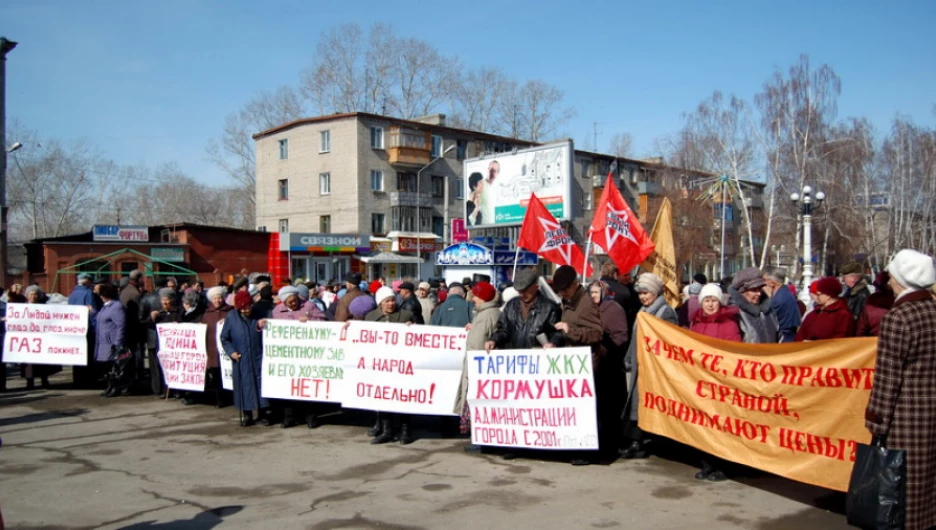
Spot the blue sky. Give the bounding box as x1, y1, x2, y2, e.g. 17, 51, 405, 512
2, 0, 934, 185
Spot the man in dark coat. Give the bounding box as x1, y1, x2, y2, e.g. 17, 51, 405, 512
120, 270, 144, 382
841, 262, 871, 321
598, 262, 640, 346
485, 269, 562, 351
68, 273, 102, 387
397, 281, 424, 324
429, 284, 473, 328
763, 267, 801, 342
148, 287, 182, 396
221, 291, 270, 427
139, 279, 165, 393
865, 249, 936, 530
333, 272, 365, 322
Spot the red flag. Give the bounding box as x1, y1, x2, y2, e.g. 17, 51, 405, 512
518, 194, 591, 276
589, 175, 655, 273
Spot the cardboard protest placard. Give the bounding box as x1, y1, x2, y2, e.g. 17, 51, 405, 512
467, 346, 598, 450
342, 321, 466, 415
260, 320, 347, 402
3, 304, 89, 366
156, 323, 208, 392
635, 313, 876, 492
216, 320, 233, 391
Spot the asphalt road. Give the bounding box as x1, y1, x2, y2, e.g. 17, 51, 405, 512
0, 372, 852, 530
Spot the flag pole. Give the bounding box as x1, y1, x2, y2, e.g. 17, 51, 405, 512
582, 232, 593, 280
512, 242, 521, 280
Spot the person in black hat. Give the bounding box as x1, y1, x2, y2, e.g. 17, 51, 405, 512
333, 272, 365, 322
486, 269, 562, 352
397, 281, 423, 324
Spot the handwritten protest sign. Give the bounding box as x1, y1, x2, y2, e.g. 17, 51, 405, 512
467, 346, 598, 450
156, 323, 208, 392
260, 320, 347, 402
635, 313, 876, 492
2, 304, 89, 366
342, 321, 466, 415
217, 321, 233, 391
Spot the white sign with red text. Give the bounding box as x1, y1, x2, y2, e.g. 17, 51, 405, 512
156, 323, 208, 391
2, 304, 89, 365
260, 320, 347, 403
217, 320, 234, 391
467, 346, 598, 450
342, 321, 466, 415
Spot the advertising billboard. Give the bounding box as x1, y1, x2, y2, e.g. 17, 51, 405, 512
463, 140, 573, 228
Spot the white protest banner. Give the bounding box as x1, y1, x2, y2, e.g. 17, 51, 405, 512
467, 346, 598, 450
156, 323, 208, 391
217, 320, 233, 391
342, 321, 466, 415
3, 304, 89, 366
260, 320, 347, 402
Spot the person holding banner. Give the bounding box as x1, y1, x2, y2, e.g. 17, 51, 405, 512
365, 286, 415, 444
795, 277, 855, 341
622, 273, 677, 459
588, 280, 629, 454
221, 290, 270, 427
727, 268, 778, 344
485, 269, 563, 353
200, 286, 231, 408
22, 285, 57, 390
68, 273, 101, 388
457, 281, 501, 442
150, 288, 183, 398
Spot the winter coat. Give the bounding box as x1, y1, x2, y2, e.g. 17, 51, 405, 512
399, 294, 424, 324
201, 303, 231, 369
597, 299, 629, 363
490, 294, 563, 350
856, 290, 894, 337
253, 298, 274, 319
769, 284, 802, 343
844, 279, 872, 321
690, 305, 742, 342
334, 288, 366, 322
220, 310, 268, 412
364, 308, 414, 324
559, 286, 605, 369
601, 276, 641, 339
418, 296, 437, 321
94, 300, 126, 362
271, 301, 325, 321
864, 290, 936, 530
138, 291, 162, 349
625, 294, 678, 421
430, 294, 474, 328
729, 286, 779, 344
795, 299, 855, 341
68, 284, 101, 331
182, 306, 204, 324
455, 299, 502, 415
119, 283, 143, 347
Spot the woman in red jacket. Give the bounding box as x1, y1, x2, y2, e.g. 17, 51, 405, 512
796, 277, 855, 341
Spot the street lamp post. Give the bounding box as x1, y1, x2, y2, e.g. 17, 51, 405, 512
416, 144, 454, 277
790, 185, 825, 304
1, 37, 17, 288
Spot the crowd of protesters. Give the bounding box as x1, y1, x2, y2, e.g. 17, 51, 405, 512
1, 251, 936, 526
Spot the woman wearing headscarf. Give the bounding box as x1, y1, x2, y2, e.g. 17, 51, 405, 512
200, 286, 231, 408
864, 249, 936, 530
21, 285, 56, 390
149, 288, 182, 398
728, 267, 778, 344
856, 271, 895, 337
795, 277, 855, 341
176, 291, 207, 405
588, 280, 629, 457
689, 283, 741, 481
220, 291, 270, 427
456, 282, 501, 442
95, 282, 128, 397
365, 286, 415, 444
621, 273, 678, 458
271, 285, 327, 429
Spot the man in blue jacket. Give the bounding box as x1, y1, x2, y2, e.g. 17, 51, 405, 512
68, 273, 102, 387
429, 283, 473, 328
763, 268, 801, 343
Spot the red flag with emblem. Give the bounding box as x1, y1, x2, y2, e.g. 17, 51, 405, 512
589, 175, 655, 273
518, 193, 591, 276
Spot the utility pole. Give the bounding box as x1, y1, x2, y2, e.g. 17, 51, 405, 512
1, 37, 18, 288
593, 122, 599, 152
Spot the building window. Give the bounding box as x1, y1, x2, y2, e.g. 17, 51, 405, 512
371, 170, 384, 192
455, 178, 464, 199
278, 219, 289, 233
320, 215, 331, 233
320, 172, 331, 195
278, 179, 288, 200
371, 127, 384, 149
431, 176, 444, 198
432, 216, 444, 238
372, 213, 386, 235
397, 172, 416, 192
456, 139, 467, 161
279, 139, 288, 159
714, 204, 734, 221
431, 134, 443, 157
320, 130, 330, 153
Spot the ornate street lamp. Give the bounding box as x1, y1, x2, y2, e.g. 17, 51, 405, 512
790, 185, 825, 304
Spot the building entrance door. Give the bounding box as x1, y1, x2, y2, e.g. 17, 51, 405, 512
310, 257, 349, 284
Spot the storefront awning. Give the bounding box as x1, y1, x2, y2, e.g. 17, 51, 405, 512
385, 231, 441, 240
357, 252, 425, 264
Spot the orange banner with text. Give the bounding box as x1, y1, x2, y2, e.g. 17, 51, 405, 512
635, 313, 876, 492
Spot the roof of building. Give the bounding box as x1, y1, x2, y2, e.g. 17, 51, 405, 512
26, 223, 269, 245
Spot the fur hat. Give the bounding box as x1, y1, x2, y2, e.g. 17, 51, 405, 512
635, 273, 664, 295
732, 267, 766, 292
418, 281, 431, 291
278, 285, 300, 300
699, 283, 723, 302
234, 290, 253, 310
815, 277, 843, 298
551, 265, 578, 291
375, 286, 396, 305
471, 281, 497, 302
206, 286, 226, 301
887, 249, 936, 291
349, 295, 377, 319
513, 269, 540, 291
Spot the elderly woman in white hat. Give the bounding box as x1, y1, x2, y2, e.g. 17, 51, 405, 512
621, 272, 678, 459
365, 287, 416, 445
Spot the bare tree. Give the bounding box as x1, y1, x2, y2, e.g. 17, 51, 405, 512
386, 37, 459, 119
449, 67, 511, 134
608, 132, 633, 158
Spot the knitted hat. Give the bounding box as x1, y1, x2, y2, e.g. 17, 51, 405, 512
234, 290, 253, 310
815, 277, 843, 298
887, 249, 936, 290
471, 281, 497, 302
635, 273, 664, 295
501, 287, 519, 305
375, 286, 396, 305
732, 267, 766, 292
278, 285, 300, 300
206, 286, 226, 301
513, 269, 539, 291
295, 284, 310, 302
808, 281, 819, 295
551, 265, 578, 291
349, 295, 377, 319
698, 283, 723, 302
369, 280, 383, 295
248, 284, 260, 297
418, 282, 431, 291
391, 280, 403, 293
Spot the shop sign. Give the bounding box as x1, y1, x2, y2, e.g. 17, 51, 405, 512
452, 219, 468, 244
436, 243, 493, 266
92, 225, 149, 242
493, 250, 538, 266
151, 247, 185, 263
398, 237, 442, 252
283, 233, 371, 253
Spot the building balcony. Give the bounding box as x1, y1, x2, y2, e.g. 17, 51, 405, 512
389, 191, 434, 208
388, 126, 431, 167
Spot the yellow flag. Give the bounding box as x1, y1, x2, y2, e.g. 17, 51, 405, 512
640, 197, 680, 308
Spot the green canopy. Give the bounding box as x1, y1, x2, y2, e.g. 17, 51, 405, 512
52, 248, 197, 293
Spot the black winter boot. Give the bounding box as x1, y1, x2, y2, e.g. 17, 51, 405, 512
371, 419, 394, 444
399, 421, 414, 445
366, 413, 382, 437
